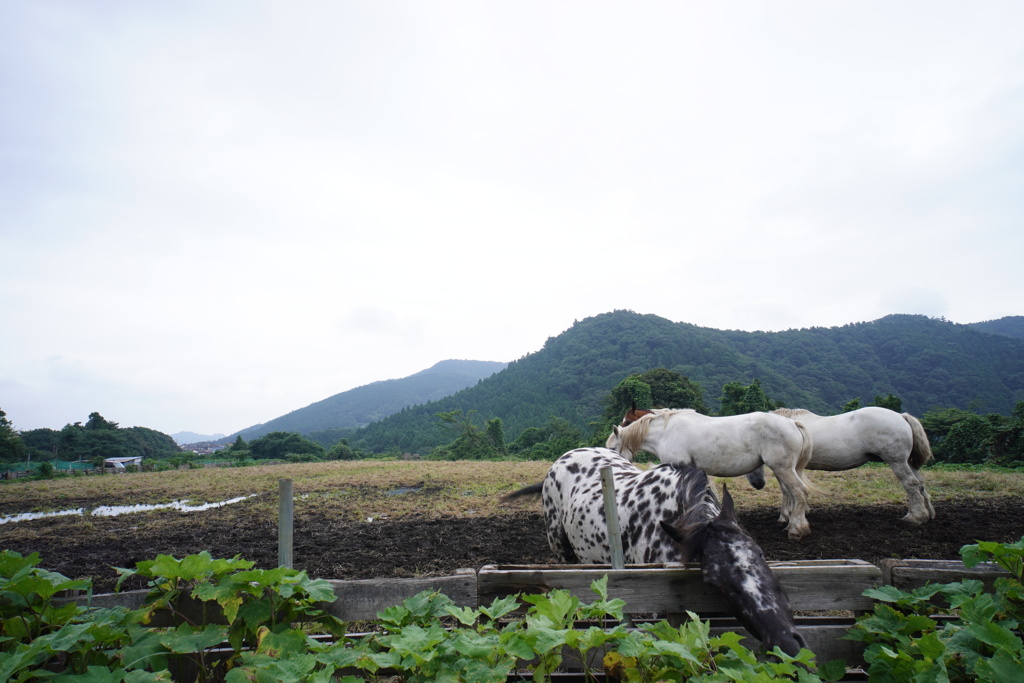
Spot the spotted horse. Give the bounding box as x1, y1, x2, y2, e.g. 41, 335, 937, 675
504, 447, 806, 656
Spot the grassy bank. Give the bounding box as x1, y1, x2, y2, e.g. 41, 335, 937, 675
2, 460, 1024, 521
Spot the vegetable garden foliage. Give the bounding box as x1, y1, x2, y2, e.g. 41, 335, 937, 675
4, 537, 1024, 681
847, 537, 1024, 681
339, 311, 1024, 455
0, 548, 839, 682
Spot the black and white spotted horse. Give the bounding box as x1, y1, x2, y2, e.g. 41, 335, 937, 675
505, 447, 806, 657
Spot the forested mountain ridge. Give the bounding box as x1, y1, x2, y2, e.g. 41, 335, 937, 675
343, 311, 1024, 454
226, 359, 507, 442
968, 316, 1024, 341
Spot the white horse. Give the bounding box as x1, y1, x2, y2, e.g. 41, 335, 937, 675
742, 407, 935, 524
606, 409, 814, 540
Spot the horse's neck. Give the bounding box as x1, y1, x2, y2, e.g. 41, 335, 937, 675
646, 414, 690, 454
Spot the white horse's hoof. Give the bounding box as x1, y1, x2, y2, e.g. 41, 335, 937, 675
901, 513, 929, 525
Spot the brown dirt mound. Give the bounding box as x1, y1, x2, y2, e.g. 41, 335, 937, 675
2, 497, 1022, 595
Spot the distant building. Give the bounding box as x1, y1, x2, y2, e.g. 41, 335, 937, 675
103, 456, 143, 472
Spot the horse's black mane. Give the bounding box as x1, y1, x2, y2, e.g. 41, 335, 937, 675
653, 462, 752, 563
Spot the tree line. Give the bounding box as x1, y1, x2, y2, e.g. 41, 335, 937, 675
2, 369, 1023, 472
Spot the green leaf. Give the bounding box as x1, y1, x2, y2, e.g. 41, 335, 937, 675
478, 594, 520, 621
159, 623, 228, 653
525, 626, 567, 654
444, 604, 480, 627
42, 621, 95, 651
50, 665, 131, 682
119, 624, 170, 673
589, 575, 609, 601
818, 658, 848, 682
973, 648, 1024, 680
964, 620, 1023, 651
497, 630, 536, 660
451, 631, 498, 659
916, 630, 947, 661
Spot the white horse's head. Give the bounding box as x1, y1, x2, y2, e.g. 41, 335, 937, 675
605, 425, 632, 460
606, 416, 657, 462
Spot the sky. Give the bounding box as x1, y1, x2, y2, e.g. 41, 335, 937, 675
2, 2, 1023, 438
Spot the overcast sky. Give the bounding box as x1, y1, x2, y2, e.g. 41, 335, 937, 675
2, 2, 1022, 437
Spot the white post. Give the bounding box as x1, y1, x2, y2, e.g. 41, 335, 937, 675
278, 479, 293, 569
600, 466, 625, 570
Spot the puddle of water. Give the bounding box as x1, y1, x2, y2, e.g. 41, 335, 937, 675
386, 487, 421, 496
0, 509, 86, 524
0, 494, 257, 525
91, 495, 256, 516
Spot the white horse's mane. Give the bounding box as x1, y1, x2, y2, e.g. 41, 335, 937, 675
613, 408, 694, 454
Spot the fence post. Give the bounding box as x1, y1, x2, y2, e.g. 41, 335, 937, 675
599, 467, 625, 570
278, 479, 293, 569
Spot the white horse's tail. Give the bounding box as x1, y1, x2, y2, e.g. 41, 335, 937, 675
792, 420, 820, 492
902, 413, 934, 469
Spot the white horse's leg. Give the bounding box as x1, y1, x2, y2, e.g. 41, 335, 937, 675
777, 479, 792, 523
917, 468, 936, 519
774, 423, 812, 525
768, 464, 810, 539
886, 458, 933, 524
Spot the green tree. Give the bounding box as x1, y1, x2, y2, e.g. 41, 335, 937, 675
938, 414, 996, 463
53, 415, 131, 462
326, 438, 362, 461
223, 436, 251, 464
601, 368, 706, 425
920, 407, 978, 444
508, 416, 584, 460
248, 432, 325, 460
85, 412, 119, 431
871, 394, 903, 412
0, 408, 25, 462
842, 398, 861, 413
430, 410, 500, 460
718, 379, 780, 416
991, 400, 1024, 465
485, 418, 507, 455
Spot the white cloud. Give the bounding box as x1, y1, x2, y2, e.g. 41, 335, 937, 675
2, 1, 1023, 434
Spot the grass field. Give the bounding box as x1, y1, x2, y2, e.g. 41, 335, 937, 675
2, 459, 1023, 521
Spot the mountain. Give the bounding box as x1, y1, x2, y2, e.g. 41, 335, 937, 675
225, 359, 507, 442
342, 311, 1024, 454
968, 316, 1024, 341
172, 431, 226, 445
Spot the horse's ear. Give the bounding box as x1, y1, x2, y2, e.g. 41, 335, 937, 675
660, 520, 685, 544
718, 483, 737, 521
612, 425, 620, 436
630, 401, 638, 412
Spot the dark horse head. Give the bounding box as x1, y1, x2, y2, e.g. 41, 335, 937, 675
661, 484, 807, 657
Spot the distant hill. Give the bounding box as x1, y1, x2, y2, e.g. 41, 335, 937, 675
969, 316, 1024, 341
341, 311, 1024, 454
172, 431, 226, 445
224, 359, 506, 442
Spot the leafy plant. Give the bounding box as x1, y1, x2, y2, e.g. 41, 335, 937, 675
847, 536, 1024, 681
115, 551, 347, 681
1, 549, 840, 681
0, 549, 156, 681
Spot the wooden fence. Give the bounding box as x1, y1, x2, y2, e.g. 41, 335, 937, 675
68, 557, 1012, 672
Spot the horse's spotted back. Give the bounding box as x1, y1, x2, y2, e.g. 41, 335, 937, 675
523, 446, 806, 656
540, 447, 716, 565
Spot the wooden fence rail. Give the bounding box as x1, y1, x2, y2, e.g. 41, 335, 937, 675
65, 558, 1011, 671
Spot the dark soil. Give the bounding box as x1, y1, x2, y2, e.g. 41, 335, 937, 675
2, 497, 1022, 595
